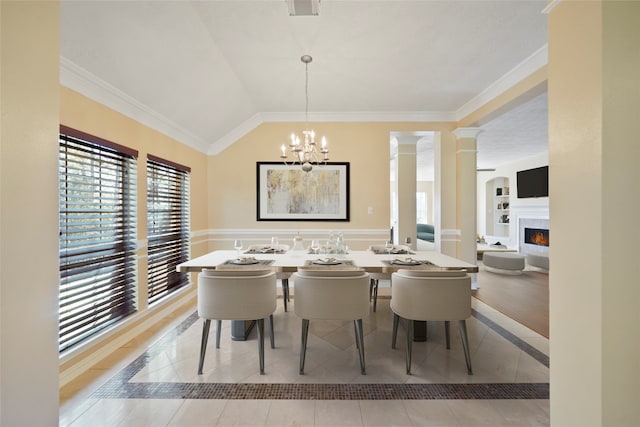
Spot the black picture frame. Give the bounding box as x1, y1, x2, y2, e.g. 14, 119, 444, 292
256, 162, 350, 221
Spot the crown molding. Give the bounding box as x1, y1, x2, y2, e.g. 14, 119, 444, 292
206, 113, 265, 155
455, 44, 548, 122
207, 110, 456, 154
452, 127, 483, 139
61, 47, 546, 157
60, 57, 210, 153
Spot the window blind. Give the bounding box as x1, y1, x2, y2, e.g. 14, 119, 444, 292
146, 156, 190, 304
59, 127, 138, 352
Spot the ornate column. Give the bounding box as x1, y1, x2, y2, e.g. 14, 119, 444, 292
452, 127, 481, 265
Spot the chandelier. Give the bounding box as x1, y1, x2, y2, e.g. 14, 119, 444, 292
280, 54, 328, 173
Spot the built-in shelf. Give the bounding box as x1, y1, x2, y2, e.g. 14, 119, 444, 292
485, 178, 510, 238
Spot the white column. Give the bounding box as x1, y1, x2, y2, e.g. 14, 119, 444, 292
548, 1, 640, 425
391, 134, 419, 248
452, 128, 481, 265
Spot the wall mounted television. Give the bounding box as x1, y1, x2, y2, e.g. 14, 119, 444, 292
516, 165, 549, 198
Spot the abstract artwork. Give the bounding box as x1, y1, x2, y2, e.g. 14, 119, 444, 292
257, 162, 350, 221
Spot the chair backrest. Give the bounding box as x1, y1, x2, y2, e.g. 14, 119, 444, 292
293, 268, 370, 321
390, 269, 471, 321
198, 268, 276, 321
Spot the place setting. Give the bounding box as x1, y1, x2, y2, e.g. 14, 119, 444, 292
219, 257, 275, 267
370, 240, 414, 255
382, 257, 435, 267
219, 239, 275, 266
244, 237, 288, 254
305, 257, 355, 267
244, 246, 287, 254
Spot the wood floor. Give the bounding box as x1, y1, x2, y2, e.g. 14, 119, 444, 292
472, 265, 549, 338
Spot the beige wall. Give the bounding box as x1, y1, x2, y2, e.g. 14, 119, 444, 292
60, 87, 209, 240
549, 1, 640, 425
1, 1, 61, 424
208, 121, 457, 250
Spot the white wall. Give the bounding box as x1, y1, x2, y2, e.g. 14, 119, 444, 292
477, 152, 549, 247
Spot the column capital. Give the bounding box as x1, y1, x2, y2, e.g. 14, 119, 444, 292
452, 127, 482, 139
394, 134, 422, 145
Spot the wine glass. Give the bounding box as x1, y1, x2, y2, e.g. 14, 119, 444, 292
234, 239, 243, 258
271, 236, 279, 251
310, 239, 320, 254
385, 240, 393, 254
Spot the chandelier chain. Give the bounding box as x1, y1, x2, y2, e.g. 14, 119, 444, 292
305, 61, 309, 125
279, 54, 329, 172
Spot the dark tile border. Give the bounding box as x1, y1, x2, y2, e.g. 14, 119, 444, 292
471, 309, 549, 368
93, 381, 549, 400
91, 310, 549, 400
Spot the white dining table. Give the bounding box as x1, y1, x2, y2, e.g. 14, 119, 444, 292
177, 249, 478, 341
176, 249, 479, 273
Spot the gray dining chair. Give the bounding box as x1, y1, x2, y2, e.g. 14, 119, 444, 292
366, 244, 411, 312
197, 268, 277, 375
390, 269, 473, 375
247, 243, 292, 311
292, 267, 371, 374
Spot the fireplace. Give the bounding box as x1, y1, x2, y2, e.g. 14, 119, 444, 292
524, 227, 549, 247
517, 216, 549, 256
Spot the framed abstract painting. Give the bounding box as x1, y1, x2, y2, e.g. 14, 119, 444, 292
256, 162, 350, 221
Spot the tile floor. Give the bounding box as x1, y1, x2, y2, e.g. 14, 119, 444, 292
59, 284, 549, 426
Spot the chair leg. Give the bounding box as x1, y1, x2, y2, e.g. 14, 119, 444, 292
282, 279, 289, 312
392, 313, 400, 349
269, 314, 275, 349
459, 320, 473, 375
354, 319, 366, 375
405, 317, 413, 374
444, 320, 451, 350
372, 279, 379, 312
198, 319, 211, 375
215, 320, 222, 349
354, 322, 359, 349
257, 318, 265, 375
299, 319, 310, 374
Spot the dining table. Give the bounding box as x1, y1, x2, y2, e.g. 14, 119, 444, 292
177, 248, 478, 340
176, 248, 479, 274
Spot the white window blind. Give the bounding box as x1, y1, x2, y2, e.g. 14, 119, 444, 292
58, 126, 138, 352
146, 155, 190, 304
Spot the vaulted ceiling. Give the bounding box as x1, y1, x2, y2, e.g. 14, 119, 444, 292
60, 0, 549, 176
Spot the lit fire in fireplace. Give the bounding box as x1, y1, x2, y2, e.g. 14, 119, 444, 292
524, 228, 549, 247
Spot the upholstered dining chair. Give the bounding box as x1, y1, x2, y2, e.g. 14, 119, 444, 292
292, 267, 371, 375
197, 268, 277, 375
367, 244, 411, 312
390, 269, 473, 375
248, 243, 292, 312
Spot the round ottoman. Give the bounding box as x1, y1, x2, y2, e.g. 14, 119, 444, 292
527, 253, 549, 270
482, 252, 525, 275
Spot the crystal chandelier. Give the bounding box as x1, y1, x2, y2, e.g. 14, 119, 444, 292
280, 55, 328, 173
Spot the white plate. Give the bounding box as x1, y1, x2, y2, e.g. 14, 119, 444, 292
392, 259, 421, 266
313, 259, 342, 265
231, 259, 260, 265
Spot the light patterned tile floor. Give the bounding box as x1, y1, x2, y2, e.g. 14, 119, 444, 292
60, 283, 549, 426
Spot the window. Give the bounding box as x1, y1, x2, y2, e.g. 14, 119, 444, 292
58, 126, 138, 352
416, 192, 427, 224
146, 155, 190, 304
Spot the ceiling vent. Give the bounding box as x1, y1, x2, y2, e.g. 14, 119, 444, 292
286, 0, 320, 16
